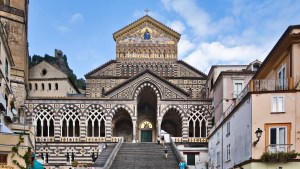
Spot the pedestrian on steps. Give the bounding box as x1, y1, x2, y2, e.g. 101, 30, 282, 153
161, 135, 165, 146
179, 160, 187, 169
163, 146, 168, 159
157, 135, 160, 145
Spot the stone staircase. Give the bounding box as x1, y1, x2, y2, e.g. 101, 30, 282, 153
93, 143, 116, 167
110, 143, 178, 169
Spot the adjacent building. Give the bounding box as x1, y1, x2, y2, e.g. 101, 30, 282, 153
208, 25, 300, 169
0, 0, 32, 168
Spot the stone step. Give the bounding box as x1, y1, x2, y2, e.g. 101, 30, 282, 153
110, 143, 178, 169
93, 144, 116, 167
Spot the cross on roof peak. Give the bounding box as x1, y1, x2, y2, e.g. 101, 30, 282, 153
144, 8, 150, 15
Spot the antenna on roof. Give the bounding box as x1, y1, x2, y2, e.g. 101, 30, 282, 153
144, 8, 150, 15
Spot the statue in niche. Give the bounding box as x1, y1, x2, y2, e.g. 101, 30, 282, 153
144, 29, 151, 40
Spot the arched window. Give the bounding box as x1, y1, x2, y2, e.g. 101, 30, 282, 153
35, 83, 38, 90
188, 107, 208, 138
29, 83, 32, 90
41, 83, 45, 90
48, 83, 51, 90
140, 121, 153, 129
61, 106, 80, 137
86, 105, 106, 137
55, 83, 58, 90
34, 105, 55, 137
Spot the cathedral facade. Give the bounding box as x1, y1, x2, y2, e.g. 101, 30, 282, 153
25, 15, 212, 165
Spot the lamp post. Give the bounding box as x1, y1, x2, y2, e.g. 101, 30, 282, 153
253, 128, 263, 146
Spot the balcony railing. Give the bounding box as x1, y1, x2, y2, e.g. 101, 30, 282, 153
266, 144, 293, 153
210, 76, 300, 136
86, 137, 106, 142
36, 137, 55, 142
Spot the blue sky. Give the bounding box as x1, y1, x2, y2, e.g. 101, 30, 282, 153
28, 0, 300, 79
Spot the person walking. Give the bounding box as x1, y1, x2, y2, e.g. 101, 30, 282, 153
161, 135, 165, 146
163, 146, 168, 159
157, 135, 160, 145
179, 160, 187, 169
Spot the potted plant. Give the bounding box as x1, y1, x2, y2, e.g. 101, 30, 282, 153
71, 160, 78, 167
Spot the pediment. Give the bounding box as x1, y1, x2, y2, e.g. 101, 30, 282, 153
113, 15, 181, 45
85, 60, 116, 78
29, 61, 67, 79
104, 70, 189, 100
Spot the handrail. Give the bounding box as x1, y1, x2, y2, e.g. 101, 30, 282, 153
103, 137, 123, 169
170, 137, 185, 163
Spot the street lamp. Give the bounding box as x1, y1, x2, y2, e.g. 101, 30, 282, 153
253, 128, 263, 146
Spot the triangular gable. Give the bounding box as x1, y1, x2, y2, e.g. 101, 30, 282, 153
113, 15, 181, 42
29, 60, 68, 79
177, 60, 207, 78
85, 60, 116, 78
104, 69, 190, 100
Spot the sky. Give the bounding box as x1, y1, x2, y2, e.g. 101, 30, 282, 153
28, 0, 300, 79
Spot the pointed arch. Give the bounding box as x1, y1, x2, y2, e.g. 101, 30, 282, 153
59, 104, 81, 137
187, 105, 212, 138
133, 82, 162, 100
33, 104, 55, 137
84, 104, 107, 137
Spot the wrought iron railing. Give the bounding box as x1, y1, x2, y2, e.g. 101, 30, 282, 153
266, 144, 293, 153
254, 79, 289, 91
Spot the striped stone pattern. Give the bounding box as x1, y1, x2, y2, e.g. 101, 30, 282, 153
35, 142, 112, 165
105, 116, 112, 138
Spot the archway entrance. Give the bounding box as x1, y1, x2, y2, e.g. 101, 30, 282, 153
112, 108, 133, 142
137, 86, 157, 142
161, 109, 182, 137
140, 121, 153, 142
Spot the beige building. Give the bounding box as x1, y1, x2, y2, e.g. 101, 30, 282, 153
28, 60, 80, 97
0, 1, 32, 168
208, 25, 300, 169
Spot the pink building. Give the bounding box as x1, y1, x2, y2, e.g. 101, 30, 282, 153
208, 25, 300, 169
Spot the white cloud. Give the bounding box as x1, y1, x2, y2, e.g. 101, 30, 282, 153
184, 42, 268, 73
57, 26, 69, 33
178, 35, 195, 59
69, 13, 83, 23
168, 20, 185, 34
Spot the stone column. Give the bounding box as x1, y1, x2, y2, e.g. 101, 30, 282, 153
54, 108, 61, 142
182, 116, 189, 142
80, 111, 87, 142
105, 116, 112, 142
132, 120, 137, 143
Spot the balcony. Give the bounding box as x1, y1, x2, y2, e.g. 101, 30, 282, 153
209, 76, 300, 136
266, 144, 293, 153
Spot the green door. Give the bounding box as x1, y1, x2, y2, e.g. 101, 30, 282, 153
141, 130, 152, 142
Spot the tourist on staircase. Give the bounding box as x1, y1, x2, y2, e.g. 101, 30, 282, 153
163, 146, 168, 159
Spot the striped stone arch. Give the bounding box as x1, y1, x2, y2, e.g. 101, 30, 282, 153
58, 104, 82, 116
133, 81, 162, 100
84, 104, 108, 138
33, 104, 55, 137
58, 104, 82, 137
83, 104, 108, 116
108, 104, 134, 119
187, 105, 212, 138
160, 105, 185, 118
33, 104, 55, 125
